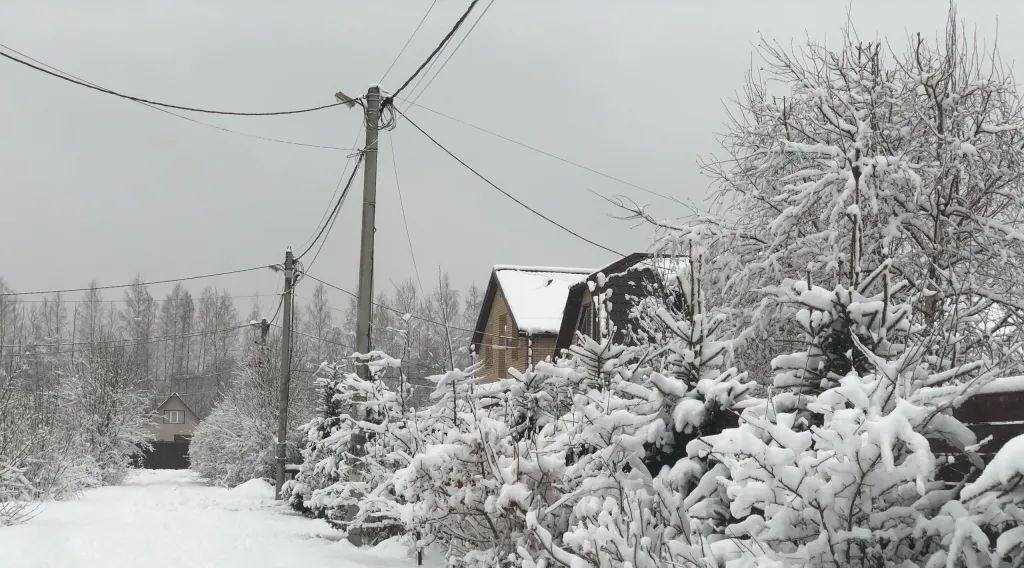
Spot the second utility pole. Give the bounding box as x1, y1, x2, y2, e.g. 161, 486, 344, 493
274, 247, 295, 499
354, 85, 381, 374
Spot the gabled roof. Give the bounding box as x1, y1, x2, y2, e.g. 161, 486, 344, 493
555, 252, 661, 350
155, 393, 199, 420
472, 265, 592, 347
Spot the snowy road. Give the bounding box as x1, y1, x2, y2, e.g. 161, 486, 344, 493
0, 470, 432, 568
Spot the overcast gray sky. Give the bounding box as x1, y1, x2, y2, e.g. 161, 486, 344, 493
1, 1, 1021, 311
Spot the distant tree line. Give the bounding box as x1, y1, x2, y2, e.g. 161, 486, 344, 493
0, 271, 481, 522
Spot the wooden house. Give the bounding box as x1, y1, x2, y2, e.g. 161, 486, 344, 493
471, 265, 592, 380
141, 393, 200, 469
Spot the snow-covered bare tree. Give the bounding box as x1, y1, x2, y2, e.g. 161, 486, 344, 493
121, 277, 157, 384
640, 10, 1024, 383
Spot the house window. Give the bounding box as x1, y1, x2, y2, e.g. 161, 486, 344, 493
163, 410, 185, 424
578, 304, 593, 338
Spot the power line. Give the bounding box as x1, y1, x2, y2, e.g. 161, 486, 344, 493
382, 0, 480, 107
387, 130, 425, 294
0, 45, 345, 117
379, 0, 440, 83
301, 273, 518, 343
140, 105, 356, 150
398, 99, 686, 207
393, 107, 622, 256
2, 322, 249, 351
296, 152, 366, 262
0, 41, 353, 151
270, 322, 356, 352
0, 266, 271, 297
296, 124, 365, 254
408, 0, 497, 105
7, 293, 277, 305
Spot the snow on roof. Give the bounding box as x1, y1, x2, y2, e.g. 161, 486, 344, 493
495, 266, 591, 335
978, 376, 1024, 395
493, 264, 594, 274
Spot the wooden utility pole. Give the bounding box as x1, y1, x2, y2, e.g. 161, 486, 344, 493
274, 248, 295, 499
354, 85, 381, 373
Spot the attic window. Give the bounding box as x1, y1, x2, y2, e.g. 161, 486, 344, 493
163, 410, 185, 424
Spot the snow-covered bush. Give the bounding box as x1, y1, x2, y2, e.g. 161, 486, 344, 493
685, 270, 996, 566
189, 398, 278, 487
520, 254, 752, 567
0, 345, 152, 525
190, 345, 305, 487
914, 434, 1024, 567
69, 352, 152, 485
394, 362, 532, 566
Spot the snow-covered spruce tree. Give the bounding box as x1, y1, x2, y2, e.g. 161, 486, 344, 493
634, 12, 1024, 383
293, 352, 416, 540
285, 362, 346, 517
638, 248, 754, 472
395, 360, 577, 566
685, 265, 997, 566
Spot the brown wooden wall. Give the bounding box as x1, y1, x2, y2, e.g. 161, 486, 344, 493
477, 289, 561, 381
479, 289, 525, 380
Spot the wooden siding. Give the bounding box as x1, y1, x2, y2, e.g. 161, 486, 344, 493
934, 388, 1024, 482
478, 289, 561, 380
479, 289, 527, 380
563, 266, 661, 350
530, 336, 559, 366
604, 268, 661, 344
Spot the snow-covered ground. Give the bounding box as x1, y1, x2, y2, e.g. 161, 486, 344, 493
0, 469, 439, 568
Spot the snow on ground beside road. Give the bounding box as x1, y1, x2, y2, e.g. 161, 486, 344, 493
0, 469, 441, 568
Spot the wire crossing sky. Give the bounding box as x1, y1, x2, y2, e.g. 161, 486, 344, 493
0, 1, 1017, 301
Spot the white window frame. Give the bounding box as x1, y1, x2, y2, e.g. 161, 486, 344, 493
163, 410, 185, 424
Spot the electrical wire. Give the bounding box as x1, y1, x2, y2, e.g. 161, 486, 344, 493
9, 293, 277, 304
296, 123, 365, 254
407, 0, 497, 105
379, 0, 440, 84
270, 322, 356, 352
0, 42, 353, 150
0, 45, 345, 117
0, 266, 272, 297
382, 0, 480, 107
296, 152, 366, 261
301, 273, 519, 342
387, 130, 425, 294
393, 108, 622, 256
397, 99, 685, 207
267, 290, 286, 326
2, 322, 249, 351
